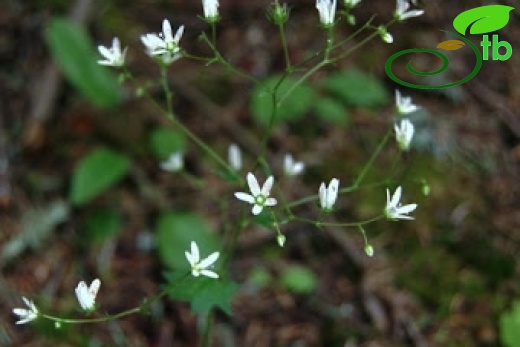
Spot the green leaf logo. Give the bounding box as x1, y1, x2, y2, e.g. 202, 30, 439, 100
453, 5, 514, 35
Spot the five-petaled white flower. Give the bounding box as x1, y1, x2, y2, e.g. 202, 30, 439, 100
75, 279, 101, 311
13, 297, 38, 325
319, 178, 339, 211
160, 151, 184, 172
394, 0, 424, 21
228, 144, 242, 171
394, 118, 414, 151
385, 186, 417, 220
284, 154, 305, 177
97, 37, 127, 67
185, 241, 220, 278
395, 90, 420, 115
141, 19, 184, 64
202, 0, 219, 21
234, 172, 277, 215
316, 0, 337, 26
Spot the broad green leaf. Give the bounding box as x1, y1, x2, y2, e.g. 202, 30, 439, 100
279, 265, 317, 294
70, 148, 131, 205
83, 209, 122, 244
313, 97, 350, 125
155, 212, 220, 270
164, 272, 238, 315
149, 127, 186, 160
250, 75, 316, 125
323, 69, 388, 108
500, 300, 520, 347
453, 5, 514, 35
46, 17, 121, 108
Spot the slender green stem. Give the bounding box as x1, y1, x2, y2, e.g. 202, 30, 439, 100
292, 215, 383, 227
161, 66, 174, 119
201, 310, 213, 347
278, 22, 291, 70
352, 129, 392, 188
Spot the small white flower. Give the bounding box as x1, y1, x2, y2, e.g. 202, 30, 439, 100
394, 118, 414, 151
343, 0, 361, 8
316, 0, 337, 26
319, 178, 339, 211
284, 154, 305, 176
160, 152, 184, 172
394, 0, 424, 21
395, 90, 420, 115
141, 19, 184, 64
13, 297, 38, 325
378, 26, 393, 43
385, 186, 417, 220
97, 37, 127, 67
202, 0, 219, 20
228, 144, 242, 171
75, 279, 101, 311
185, 241, 220, 278
234, 172, 277, 215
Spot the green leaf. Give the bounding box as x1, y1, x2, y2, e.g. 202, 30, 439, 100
250, 75, 316, 125
164, 272, 238, 315
313, 97, 350, 125
323, 69, 388, 108
149, 127, 186, 160
279, 265, 317, 294
453, 5, 514, 35
83, 209, 122, 244
500, 300, 520, 347
155, 212, 221, 270
69, 148, 131, 205
46, 17, 121, 108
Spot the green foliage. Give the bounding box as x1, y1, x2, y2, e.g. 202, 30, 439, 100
148, 127, 186, 160
251, 75, 316, 125
453, 5, 514, 35
280, 265, 318, 294
247, 266, 272, 289
155, 212, 221, 271
323, 69, 388, 108
69, 148, 131, 205
500, 300, 520, 347
164, 272, 238, 315
83, 209, 122, 244
46, 17, 121, 108
312, 97, 350, 126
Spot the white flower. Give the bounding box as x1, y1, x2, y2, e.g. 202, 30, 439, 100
343, 0, 361, 8
202, 0, 219, 20
394, 118, 414, 151
13, 297, 38, 325
234, 172, 277, 215
319, 178, 339, 211
394, 0, 424, 21
97, 37, 127, 67
284, 154, 305, 176
385, 186, 417, 220
228, 144, 242, 171
75, 279, 101, 311
185, 241, 220, 278
316, 0, 337, 26
140, 19, 184, 63
395, 90, 420, 115
378, 26, 393, 43
160, 151, 184, 172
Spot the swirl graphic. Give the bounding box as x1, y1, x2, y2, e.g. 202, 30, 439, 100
385, 31, 483, 89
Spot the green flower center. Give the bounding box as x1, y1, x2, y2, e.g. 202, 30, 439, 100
255, 195, 266, 206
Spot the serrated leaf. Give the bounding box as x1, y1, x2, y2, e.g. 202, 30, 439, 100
313, 97, 350, 125
46, 17, 121, 108
250, 75, 315, 125
279, 265, 317, 294
70, 148, 131, 205
149, 127, 186, 160
155, 212, 220, 270
453, 5, 514, 35
164, 272, 238, 315
436, 39, 465, 51
500, 300, 520, 347
323, 69, 388, 108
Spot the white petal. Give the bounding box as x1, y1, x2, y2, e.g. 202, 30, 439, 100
89, 279, 101, 298
319, 183, 327, 209
185, 251, 195, 266
235, 192, 255, 204
247, 172, 261, 196
265, 197, 277, 206
190, 241, 200, 263
173, 25, 184, 44
252, 204, 263, 215
162, 19, 173, 42
328, 178, 339, 207
397, 203, 417, 215
261, 176, 274, 196
200, 269, 219, 278
199, 251, 220, 268
390, 186, 402, 207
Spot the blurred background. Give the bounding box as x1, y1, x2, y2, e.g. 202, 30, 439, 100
0, 0, 519, 346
